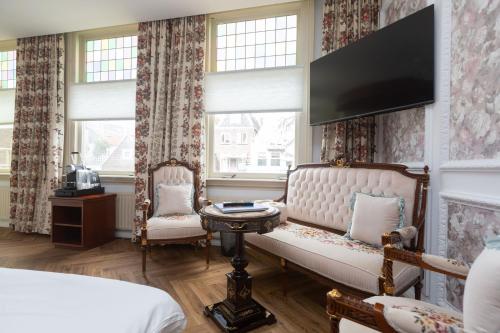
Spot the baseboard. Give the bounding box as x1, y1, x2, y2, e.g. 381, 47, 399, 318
0, 220, 9, 228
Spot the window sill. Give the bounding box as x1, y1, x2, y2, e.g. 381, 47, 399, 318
99, 175, 135, 184
206, 178, 286, 189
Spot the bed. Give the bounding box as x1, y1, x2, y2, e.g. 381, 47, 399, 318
0, 268, 186, 333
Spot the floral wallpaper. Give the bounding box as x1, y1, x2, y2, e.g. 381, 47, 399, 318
378, 0, 427, 163
449, 0, 500, 160
446, 202, 500, 309
381, 108, 425, 163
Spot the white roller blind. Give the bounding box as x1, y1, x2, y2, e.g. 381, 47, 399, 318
68, 80, 136, 120
0, 89, 15, 123
205, 66, 303, 114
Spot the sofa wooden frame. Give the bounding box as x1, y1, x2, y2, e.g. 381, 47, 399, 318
139, 158, 212, 273
326, 244, 467, 333
245, 160, 430, 299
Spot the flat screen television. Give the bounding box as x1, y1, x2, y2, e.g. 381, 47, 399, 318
309, 5, 434, 126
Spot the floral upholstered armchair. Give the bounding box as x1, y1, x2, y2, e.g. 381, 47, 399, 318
326, 237, 500, 333
138, 159, 212, 273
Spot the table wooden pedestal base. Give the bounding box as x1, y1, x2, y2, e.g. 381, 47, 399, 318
200, 206, 280, 332
204, 299, 276, 333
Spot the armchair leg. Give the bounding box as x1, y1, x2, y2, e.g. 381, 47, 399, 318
280, 258, 288, 297
205, 240, 211, 267
414, 281, 423, 300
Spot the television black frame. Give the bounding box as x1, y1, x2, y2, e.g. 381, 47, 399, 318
309, 5, 435, 126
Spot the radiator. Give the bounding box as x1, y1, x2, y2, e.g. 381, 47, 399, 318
0, 187, 9, 221
115, 192, 135, 231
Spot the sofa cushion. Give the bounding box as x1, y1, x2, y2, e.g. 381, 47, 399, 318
139, 214, 205, 240
286, 167, 417, 232
245, 222, 420, 294
348, 193, 404, 246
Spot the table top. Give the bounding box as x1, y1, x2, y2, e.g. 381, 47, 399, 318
200, 205, 281, 234
200, 205, 280, 221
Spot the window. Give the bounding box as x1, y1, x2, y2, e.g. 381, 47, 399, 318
68, 28, 137, 175
0, 50, 16, 89
207, 3, 309, 179
0, 124, 13, 171
216, 15, 297, 71
75, 120, 134, 173
270, 151, 281, 167
257, 153, 267, 166
85, 35, 137, 82
221, 132, 231, 144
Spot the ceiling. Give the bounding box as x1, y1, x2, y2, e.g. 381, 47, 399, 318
0, 0, 295, 41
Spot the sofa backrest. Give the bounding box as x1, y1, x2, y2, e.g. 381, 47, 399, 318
284, 163, 427, 235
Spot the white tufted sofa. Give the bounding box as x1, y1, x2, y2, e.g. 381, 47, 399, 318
246, 162, 429, 297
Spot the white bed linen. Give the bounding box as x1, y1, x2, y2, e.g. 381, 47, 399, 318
0, 268, 186, 333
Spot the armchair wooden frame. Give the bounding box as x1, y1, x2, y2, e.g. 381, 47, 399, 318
326, 244, 468, 333
139, 158, 212, 273
246, 160, 430, 298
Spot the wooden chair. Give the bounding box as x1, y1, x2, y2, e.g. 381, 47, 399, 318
326, 240, 500, 333
138, 158, 212, 273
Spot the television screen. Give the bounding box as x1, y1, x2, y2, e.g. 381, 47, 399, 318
310, 5, 434, 126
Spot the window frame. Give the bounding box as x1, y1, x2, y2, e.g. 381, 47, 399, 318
0, 40, 16, 174
206, 1, 313, 180
65, 26, 138, 176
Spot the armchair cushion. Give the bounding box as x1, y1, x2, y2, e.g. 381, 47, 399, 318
348, 193, 405, 246
155, 184, 193, 216
464, 242, 500, 333
363, 296, 462, 333
421, 253, 469, 277
139, 214, 206, 240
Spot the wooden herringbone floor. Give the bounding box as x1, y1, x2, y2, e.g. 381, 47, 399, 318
0, 228, 330, 332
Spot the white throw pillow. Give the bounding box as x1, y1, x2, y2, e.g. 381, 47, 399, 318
348, 192, 405, 246
154, 184, 193, 216
463, 237, 500, 333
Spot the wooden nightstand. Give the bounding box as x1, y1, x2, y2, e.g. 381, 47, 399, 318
49, 193, 116, 249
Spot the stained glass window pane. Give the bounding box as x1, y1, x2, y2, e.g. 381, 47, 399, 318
0, 50, 16, 89
85, 35, 137, 82
215, 15, 297, 71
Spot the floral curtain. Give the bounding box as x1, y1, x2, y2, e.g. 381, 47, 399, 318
9, 34, 65, 234
134, 15, 206, 239
320, 0, 379, 163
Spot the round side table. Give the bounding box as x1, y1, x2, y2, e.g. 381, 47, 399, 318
200, 205, 280, 332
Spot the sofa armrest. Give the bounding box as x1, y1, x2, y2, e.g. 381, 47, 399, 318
274, 194, 286, 202
326, 289, 395, 333
382, 226, 417, 246
199, 197, 212, 208
384, 246, 468, 280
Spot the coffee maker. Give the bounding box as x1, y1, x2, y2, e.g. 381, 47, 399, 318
55, 152, 105, 197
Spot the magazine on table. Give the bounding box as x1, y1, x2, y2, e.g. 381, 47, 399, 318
214, 202, 268, 214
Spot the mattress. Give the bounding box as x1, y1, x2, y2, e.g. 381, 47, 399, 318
0, 268, 186, 333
